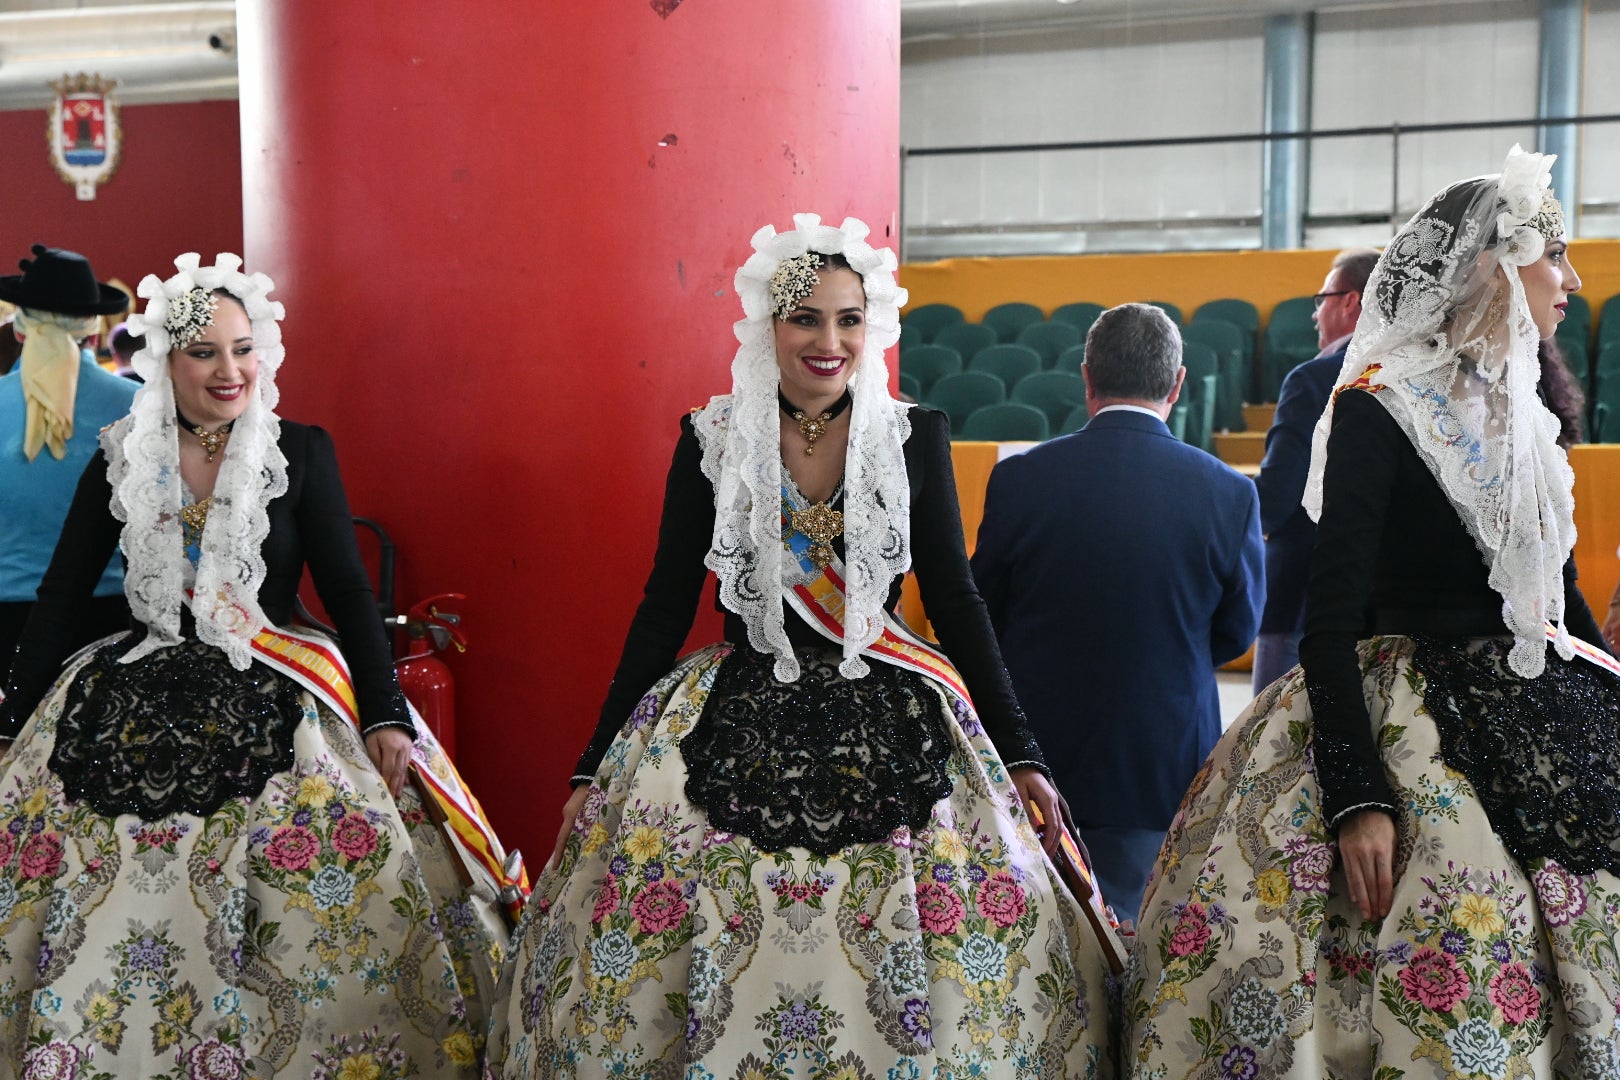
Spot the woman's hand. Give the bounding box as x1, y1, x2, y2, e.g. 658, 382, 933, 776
1337, 808, 1397, 921
364, 727, 413, 800
547, 785, 592, 874
1603, 602, 1620, 654
1011, 767, 1066, 856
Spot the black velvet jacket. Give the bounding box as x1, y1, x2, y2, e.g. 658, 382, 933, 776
2, 422, 412, 739
573, 405, 1046, 783
1300, 388, 1607, 827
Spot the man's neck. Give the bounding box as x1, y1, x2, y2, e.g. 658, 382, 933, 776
1090, 397, 1171, 421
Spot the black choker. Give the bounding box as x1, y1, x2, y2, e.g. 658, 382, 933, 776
177, 410, 234, 464
779, 390, 852, 457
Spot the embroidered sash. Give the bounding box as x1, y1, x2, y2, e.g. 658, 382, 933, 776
249, 623, 530, 922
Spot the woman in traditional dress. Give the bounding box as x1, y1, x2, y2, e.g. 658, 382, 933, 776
1122, 146, 1620, 1079
0, 254, 512, 1077
487, 215, 1116, 1079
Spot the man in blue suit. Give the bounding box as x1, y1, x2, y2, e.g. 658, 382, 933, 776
1251, 248, 1379, 691
971, 302, 1263, 920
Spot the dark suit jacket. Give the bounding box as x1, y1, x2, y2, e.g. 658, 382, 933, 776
970, 408, 1264, 832
1253, 344, 1345, 635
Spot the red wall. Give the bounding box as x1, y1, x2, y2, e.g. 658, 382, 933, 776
0, 101, 242, 294
238, 1, 901, 864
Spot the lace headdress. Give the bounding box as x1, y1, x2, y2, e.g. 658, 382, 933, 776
105, 253, 288, 670
692, 213, 911, 681
1304, 145, 1576, 677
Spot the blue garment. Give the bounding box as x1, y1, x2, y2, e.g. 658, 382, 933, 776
1253, 344, 1346, 636
0, 352, 137, 602
971, 408, 1265, 833
1252, 630, 1302, 694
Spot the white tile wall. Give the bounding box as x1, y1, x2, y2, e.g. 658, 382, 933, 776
902, 2, 1619, 250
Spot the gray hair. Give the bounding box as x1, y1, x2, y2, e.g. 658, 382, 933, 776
1331, 247, 1381, 296
1083, 303, 1182, 401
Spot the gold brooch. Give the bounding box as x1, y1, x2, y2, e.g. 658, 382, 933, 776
791, 501, 843, 570
180, 495, 212, 534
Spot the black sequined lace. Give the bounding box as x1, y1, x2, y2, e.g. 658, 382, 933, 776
681, 646, 955, 855
1413, 636, 1620, 875
51, 639, 302, 820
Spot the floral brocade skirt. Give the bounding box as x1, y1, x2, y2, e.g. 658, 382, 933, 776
486, 644, 1115, 1080
0, 638, 508, 1079
1122, 637, 1620, 1080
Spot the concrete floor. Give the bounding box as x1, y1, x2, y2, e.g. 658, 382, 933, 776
1217, 670, 1259, 731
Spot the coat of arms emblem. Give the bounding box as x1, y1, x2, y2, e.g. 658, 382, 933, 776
48, 73, 121, 201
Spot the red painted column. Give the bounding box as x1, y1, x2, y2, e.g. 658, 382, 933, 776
237, 1, 900, 861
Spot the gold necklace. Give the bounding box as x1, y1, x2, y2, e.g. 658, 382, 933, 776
778, 390, 852, 457
180, 496, 212, 534
188, 423, 231, 463
790, 501, 844, 570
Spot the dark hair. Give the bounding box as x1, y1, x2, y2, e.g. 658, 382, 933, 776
1539, 337, 1586, 447
814, 252, 853, 273
1083, 303, 1182, 401
1330, 248, 1381, 297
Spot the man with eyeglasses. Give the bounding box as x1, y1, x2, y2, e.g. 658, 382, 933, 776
1251, 247, 1380, 692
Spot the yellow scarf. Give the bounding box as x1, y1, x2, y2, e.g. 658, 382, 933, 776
14, 308, 97, 461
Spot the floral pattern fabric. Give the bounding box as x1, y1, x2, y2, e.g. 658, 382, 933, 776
1122, 637, 1620, 1080
487, 644, 1115, 1079
0, 641, 508, 1078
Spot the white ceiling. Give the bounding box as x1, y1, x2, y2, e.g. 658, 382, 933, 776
901, 0, 1521, 39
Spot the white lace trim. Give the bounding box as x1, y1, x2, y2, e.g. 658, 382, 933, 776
1305, 146, 1575, 678
108, 253, 288, 671
694, 214, 911, 681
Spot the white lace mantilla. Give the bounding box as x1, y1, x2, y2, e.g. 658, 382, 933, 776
1305, 146, 1576, 677
695, 213, 912, 682
109, 253, 288, 670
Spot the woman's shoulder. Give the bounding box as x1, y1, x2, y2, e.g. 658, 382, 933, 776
903, 403, 946, 441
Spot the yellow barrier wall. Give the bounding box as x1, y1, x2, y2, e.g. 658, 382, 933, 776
901, 441, 1620, 656
898, 240, 1620, 325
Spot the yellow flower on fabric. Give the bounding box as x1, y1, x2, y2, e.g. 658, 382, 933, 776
932, 829, 969, 864
84, 993, 116, 1022
162, 993, 196, 1024
827, 1065, 863, 1080
337, 1054, 381, 1080
1454, 893, 1505, 937
625, 825, 664, 863
1255, 868, 1291, 907
21, 788, 46, 816
297, 776, 335, 808
441, 1031, 477, 1067
582, 822, 608, 855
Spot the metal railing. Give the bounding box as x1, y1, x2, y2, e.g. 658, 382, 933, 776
900, 112, 1620, 257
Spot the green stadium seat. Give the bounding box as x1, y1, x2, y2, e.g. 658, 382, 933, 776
1011, 371, 1088, 432
1565, 292, 1591, 334
1181, 342, 1220, 452
899, 344, 962, 396
900, 323, 923, 349
1598, 296, 1620, 349
1262, 296, 1320, 401
969, 344, 1042, 387
1147, 300, 1183, 325
1182, 321, 1247, 431
898, 371, 921, 401
1595, 401, 1612, 443
959, 403, 1050, 441
1168, 402, 1189, 441
1015, 321, 1084, 367
982, 302, 1045, 343
1051, 302, 1106, 332
1193, 298, 1261, 335
1055, 344, 1087, 374
901, 303, 965, 343
1554, 325, 1590, 388
1059, 403, 1090, 434
928, 371, 1006, 431
933, 322, 998, 363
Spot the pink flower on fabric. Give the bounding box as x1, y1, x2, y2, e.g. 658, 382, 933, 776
630, 879, 688, 935
1286, 842, 1335, 893
18, 833, 62, 881
264, 825, 319, 872
593, 874, 621, 924
21, 1039, 79, 1080
0, 831, 17, 868
330, 816, 378, 861
1533, 863, 1587, 927
1399, 946, 1471, 1013
1488, 963, 1540, 1024
916, 880, 966, 936
1167, 902, 1212, 959
974, 871, 1027, 929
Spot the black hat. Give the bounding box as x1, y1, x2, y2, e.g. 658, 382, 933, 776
0, 244, 128, 317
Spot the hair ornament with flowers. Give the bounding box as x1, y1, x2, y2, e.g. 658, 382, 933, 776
163, 286, 219, 350
1495, 144, 1559, 267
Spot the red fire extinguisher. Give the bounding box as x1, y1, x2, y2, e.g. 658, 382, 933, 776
389, 594, 467, 761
